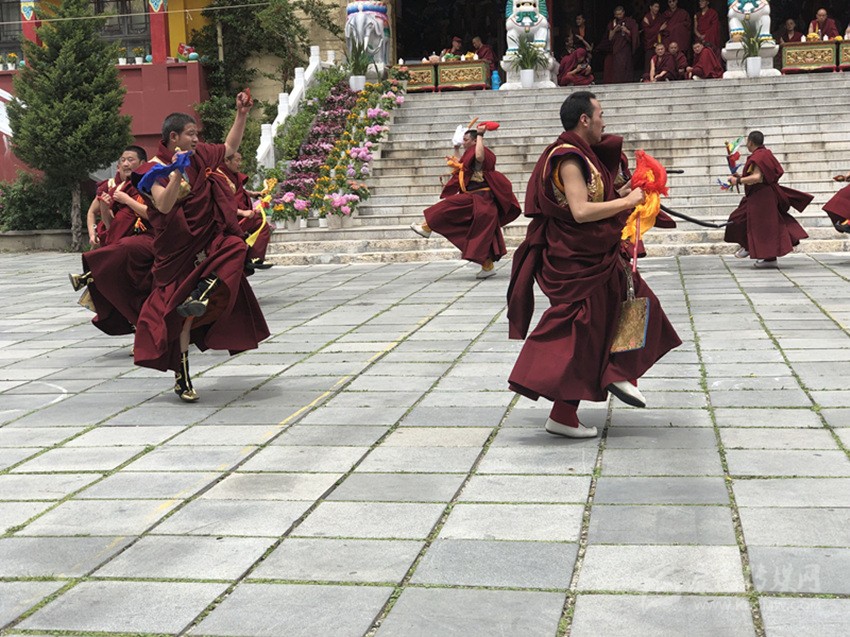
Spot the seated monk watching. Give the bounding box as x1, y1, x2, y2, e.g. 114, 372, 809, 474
668, 41, 687, 79
776, 18, 804, 44
809, 8, 839, 39
687, 41, 723, 79
643, 42, 675, 82
472, 36, 497, 72
558, 48, 593, 86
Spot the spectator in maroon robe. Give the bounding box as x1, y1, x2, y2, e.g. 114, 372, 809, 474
643, 42, 675, 81
69, 146, 154, 337
809, 8, 840, 39
642, 1, 665, 71
411, 123, 520, 278
472, 36, 497, 72
603, 6, 639, 84
668, 41, 688, 79
724, 131, 812, 268
573, 14, 594, 56
133, 94, 269, 402
507, 91, 681, 438
694, 0, 722, 51
558, 48, 594, 86
216, 151, 273, 270
776, 18, 804, 44
662, 0, 691, 52
823, 170, 850, 232
442, 36, 463, 57
688, 41, 723, 79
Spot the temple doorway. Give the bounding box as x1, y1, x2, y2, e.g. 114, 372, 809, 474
395, 0, 506, 63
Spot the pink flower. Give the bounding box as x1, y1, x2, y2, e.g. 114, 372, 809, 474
341, 205, 351, 215
293, 199, 309, 211
396, 96, 405, 105
282, 192, 296, 203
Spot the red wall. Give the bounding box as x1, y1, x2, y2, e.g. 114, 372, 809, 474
0, 62, 207, 183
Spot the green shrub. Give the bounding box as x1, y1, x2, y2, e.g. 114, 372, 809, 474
195, 95, 266, 180
0, 172, 71, 231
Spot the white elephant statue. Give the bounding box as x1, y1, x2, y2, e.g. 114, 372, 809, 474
505, 0, 550, 51
727, 0, 774, 44
345, 1, 390, 67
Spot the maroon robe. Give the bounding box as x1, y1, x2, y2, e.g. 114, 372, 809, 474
672, 51, 688, 79
133, 142, 269, 372
778, 30, 805, 45
476, 44, 497, 72
604, 17, 639, 84
662, 7, 691, 51
724, 146, 811, 260
507, 132, 681, 403
809, 19, 839, 39
642, 12, 665, 70
823, 183, 850, 226
217, 165, 273, 263
423, 145, 521, 265
558, 48, 593, 86
644, 52, 676, 81
691, 46, 723, 78
694, 7, 722, 50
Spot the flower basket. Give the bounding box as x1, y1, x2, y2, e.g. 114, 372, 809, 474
285, 218, 300, 231
326, 214, 343, 229
341, 214, 354, 228
318, 216, 328, 228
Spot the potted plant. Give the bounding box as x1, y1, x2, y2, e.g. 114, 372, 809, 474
117, 47, 127, 65
511, 34, 547, 88
132, 47, 145, 64
741, 19, 761, 78
6, 52, 18, 71
346, 39, 374, 92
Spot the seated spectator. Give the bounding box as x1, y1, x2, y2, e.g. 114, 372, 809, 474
442, 37, 463, 57
643, 42, 675, 82
668, 41, 688, 79
472, 36, 497, 72
777, 18, 804, 44
809, 8, 839, 39
558, 48, 594, 86
687, 41, 723, 79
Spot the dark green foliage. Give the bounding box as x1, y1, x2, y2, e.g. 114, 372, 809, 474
0, 173, 71, 232
194, 95, 263, 178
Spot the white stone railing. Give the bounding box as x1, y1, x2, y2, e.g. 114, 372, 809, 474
257, 45, 337, 169
0, 88, 13, 138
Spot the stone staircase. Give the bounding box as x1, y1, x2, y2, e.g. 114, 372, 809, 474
266, 73, 850, 264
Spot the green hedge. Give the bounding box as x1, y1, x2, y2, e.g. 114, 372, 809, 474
0, 173, 71, 231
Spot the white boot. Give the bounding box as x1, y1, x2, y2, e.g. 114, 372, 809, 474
607, 380, 646, 408
410, 222, 431, 238
545, 417, 598, 438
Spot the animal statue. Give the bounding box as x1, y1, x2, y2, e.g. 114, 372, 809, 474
505, 0, 550, 51
345, 1, 390, 67
727, 0, 774, 44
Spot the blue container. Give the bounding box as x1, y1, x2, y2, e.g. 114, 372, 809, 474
491, 70, 501, 90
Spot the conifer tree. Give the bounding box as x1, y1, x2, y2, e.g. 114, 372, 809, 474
8, 0, 131, 250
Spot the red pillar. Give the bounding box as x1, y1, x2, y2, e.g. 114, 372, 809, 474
20, 1, 41, 47
148, 0, 169, 63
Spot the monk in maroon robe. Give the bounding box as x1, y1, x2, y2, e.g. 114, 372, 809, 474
573, 14, 594, 57
217, 151, 273, 269
776, 18, 804, 45
809, 9, 840, 39
133, 96, 269, 402
668, 41, 688, 79
823, 170, 850, 232
70, 146, 154, 336
558, 48, 593, 86
411, 124, 520, 278
643, 42, 676, 81
472, 36, 497, 73
724, 131, 811, 268
642, 1, 664, 71
507, 91, 681, 438
694, 0, 721, 51
688, 41, 723, 79
662, 0, 691, 52
603, 6, 639, 84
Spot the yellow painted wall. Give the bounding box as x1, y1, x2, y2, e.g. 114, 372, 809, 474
167, 0, 210, 57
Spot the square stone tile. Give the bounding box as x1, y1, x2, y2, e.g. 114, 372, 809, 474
411, 538, 576, 589
609, 409, 714, 428
0, 427, 82, 447
375, 588, 563, 637
571, 594, 754, 637
355, 447, 481, 473
192, 583, 392, 637
733, 478, 850, 507
75, 471, 219, 499
239, 446, 368, 472
11, 446, 147, 472
0, 581, 66, 627
714, 409, 822, 428
760, 597, 850, 637
272, 425, 388, 446
0, 473, 98, 501
125, 446, 256, 471
739, 507, 850, 547
250, 538, 422, 583
602, 449, 723, 476
578, 545, 746, 593
720, 428, 838, 450
726, 450, 850, 476
94, 535, 273, 580
0, 536, 134, 577
166, 425, 280, 446
300, 406, 409, 426
749, 547, 850, 594
19, 581, 225, 633
0, 448, 40, 470
204, 472, 341, 501
400, 406, 508, 427
588, 505, 736, 545
476, 447, 597, 474
459, 475, 591, 503
382, 427, 492, 447
605, 427, 718, 449
17, 499, 180, 536
65, 425, 184, 447
153, 500, 311, 537
294, 502, 445, 539
439, 503, 584, 541
328, 473, 465, 502
822, 409, 850, 428
0, 501, 54, 533
709, 389, 811, 408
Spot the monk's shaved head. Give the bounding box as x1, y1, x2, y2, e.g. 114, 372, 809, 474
560, 91, 597, 131
747, 130, 764, 147
162, 113, 196, 143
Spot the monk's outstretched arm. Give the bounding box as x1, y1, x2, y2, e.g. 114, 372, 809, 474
561, 159, 644, 223
225, 91, 253, 158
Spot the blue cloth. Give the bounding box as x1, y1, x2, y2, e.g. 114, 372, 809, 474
137, 152, 192, 196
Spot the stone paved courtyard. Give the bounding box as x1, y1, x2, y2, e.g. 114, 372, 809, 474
1, 252, 850, 636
